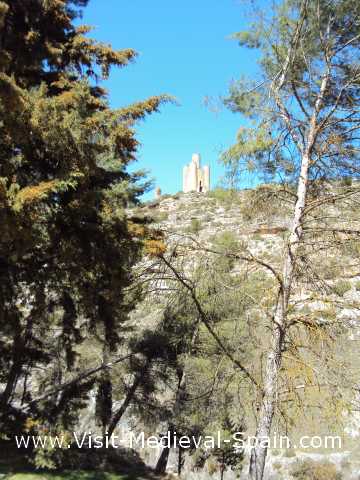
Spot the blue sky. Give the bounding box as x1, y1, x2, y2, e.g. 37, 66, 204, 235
81, 0, 259, 198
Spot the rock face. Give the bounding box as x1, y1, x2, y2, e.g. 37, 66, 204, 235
140, 190, 289, 259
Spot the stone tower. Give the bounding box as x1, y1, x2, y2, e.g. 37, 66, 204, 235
182, 153, 210, 193
154, 186, 162, 199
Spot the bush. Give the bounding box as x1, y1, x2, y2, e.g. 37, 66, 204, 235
239, 185, 283, 221
283, 448, 297, 458
33, 443, 148, 473
355, 281, 360, 291
187, 218, 202, 234
207, 459, 218, 475
143, 199, 160, 208
213, 231, 239, 252
291, 459, 341, 480
320, 257, 342, 280
152, 211, 169, 223
341, 176, 352, 186
208, 187, 238, 205
333, 280, 352, 297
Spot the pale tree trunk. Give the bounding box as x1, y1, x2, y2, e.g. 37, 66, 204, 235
249, 153, 310, 479
249, 62, 330, 477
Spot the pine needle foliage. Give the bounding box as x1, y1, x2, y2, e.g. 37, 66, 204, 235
0, 0, 169, 435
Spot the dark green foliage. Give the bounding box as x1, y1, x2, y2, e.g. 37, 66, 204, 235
332, 280, 352, 297
222, 0, 360, 186
0, 0, 167, 437
341, 176, 352, 187
150, 233, 270, 473
95, 377, 113, 432
208, 188, 240, 206
212, 414, 244, 480
186, 218, 202, 234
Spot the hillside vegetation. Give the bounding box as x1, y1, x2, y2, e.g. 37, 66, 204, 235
125, 185, 360, 479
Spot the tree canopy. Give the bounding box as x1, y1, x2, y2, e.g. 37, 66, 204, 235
0, 0, 168, 436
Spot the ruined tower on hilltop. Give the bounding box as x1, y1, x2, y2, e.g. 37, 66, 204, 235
182, 153, 210, 193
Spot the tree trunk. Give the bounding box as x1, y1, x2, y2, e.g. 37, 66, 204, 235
0, 321, 24, 412
155, 367, 186, 474
107, 362, 150, 438
248, 48, 330, 476
177, 446, 184, 476
249, 152, 311, 479
0, 360, 22, 411
220, 452, 225, 480
155, 438, 172, 474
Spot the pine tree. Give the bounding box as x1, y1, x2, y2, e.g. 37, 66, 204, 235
223, 1, 360, 478
0, 0, 168, 435
150, 232, 255, 475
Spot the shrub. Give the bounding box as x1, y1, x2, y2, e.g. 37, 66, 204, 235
32, 438, 147, 472
207, 231, 242, 272
291, 459, 341, 480
187, 218, 202, 234
343, 239, 360, 257
321, 257, 342, 280
239, 185, 283, 221
333, 280, 352, 297
213, 231, 239, 252
143, 199, 160, 208
355, 281, 360, 291
208, 187, 239, 205
207, 458, 218, 475
152, 211, 169, 223
341, 176, 352, 186
283, 448, 297, 458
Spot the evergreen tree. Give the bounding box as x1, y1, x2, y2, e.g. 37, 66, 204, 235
222, 1, 360, 478
212, 413, 244, 480
0, 0, 168, 436
151, 232, 256, 476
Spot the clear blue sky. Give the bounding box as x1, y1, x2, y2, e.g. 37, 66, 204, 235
81, 0, 259, 198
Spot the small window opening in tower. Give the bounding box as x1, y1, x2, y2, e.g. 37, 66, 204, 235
199, 181, 202, 192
